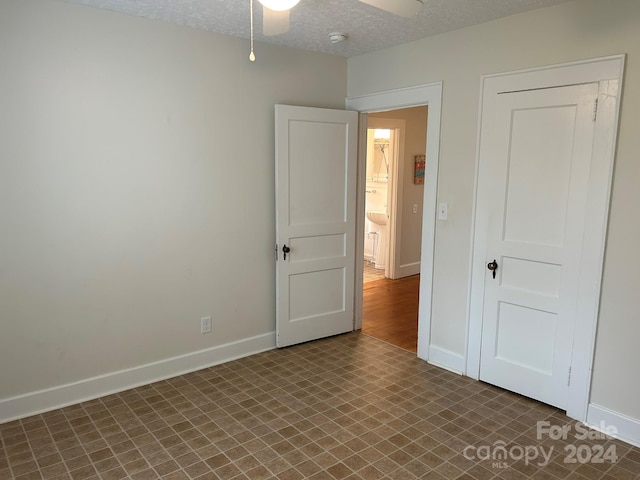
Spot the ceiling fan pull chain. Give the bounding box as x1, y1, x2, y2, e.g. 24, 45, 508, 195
249, 0, 256, 61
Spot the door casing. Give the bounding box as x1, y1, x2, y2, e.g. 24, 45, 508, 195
467, 55, 625, 422
365, 117, 406, 280
347, 82, 443, 362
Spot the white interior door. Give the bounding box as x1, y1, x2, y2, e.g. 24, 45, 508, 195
275, 105, 358, 348
477, 83, 599, 409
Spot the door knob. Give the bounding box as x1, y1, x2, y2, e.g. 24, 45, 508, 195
283, 244, 291, 260
487, 259, 498, 279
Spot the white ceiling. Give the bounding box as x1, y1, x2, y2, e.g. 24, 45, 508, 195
60, 0, 574, 57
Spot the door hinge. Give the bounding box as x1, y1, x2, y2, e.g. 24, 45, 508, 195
275, 243, 278, 261
567, 366, 572, 387
592, 97, 599, 122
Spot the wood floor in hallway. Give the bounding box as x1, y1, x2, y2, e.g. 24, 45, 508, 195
362, 274, 420, 353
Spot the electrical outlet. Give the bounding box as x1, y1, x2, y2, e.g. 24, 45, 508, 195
200, 316, 212, 334
412, 204, 418, 214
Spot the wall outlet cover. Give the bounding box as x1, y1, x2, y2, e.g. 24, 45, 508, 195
201, 316, 212, 334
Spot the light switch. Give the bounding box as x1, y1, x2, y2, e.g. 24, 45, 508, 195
438, 202, 448, 221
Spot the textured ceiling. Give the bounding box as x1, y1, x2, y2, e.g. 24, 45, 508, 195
60, 0, 574, 57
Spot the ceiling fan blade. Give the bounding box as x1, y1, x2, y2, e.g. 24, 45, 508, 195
358, 0, 422, 17
263, 7, 290, 36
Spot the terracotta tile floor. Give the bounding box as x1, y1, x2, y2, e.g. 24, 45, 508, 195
1, 333, 639, 480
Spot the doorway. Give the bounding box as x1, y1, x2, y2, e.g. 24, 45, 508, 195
361, 107, 428, 352
348, 82, 443, 362
363, 118, 403, 280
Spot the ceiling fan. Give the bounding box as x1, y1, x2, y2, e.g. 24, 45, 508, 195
259, 0, 424, 37
248, 0, 422, 61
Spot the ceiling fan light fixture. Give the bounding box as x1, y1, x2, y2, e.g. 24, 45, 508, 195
257, 0, 300, 12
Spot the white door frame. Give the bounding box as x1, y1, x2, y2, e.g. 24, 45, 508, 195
366, 117, 406, 280
467, 55, 625, 422
347, 82, 443, 361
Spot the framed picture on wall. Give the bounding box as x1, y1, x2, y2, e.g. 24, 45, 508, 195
414, 154, 425, 184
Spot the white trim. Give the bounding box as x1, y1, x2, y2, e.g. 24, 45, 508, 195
464, 72, 488, 382
399, 261, 421, 277
466, 55, 625, 421
587, 404, 640, 448
0, 332, 276, 424
387, 123, 403, 279
348, 84, 441, 112
347, 82, 443, 363
353, 113, 369, 331
568, 76, 623, 421
478, 54, 624, 93
428, 346, 465, 375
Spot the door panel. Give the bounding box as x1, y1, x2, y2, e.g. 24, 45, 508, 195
288, 121, 349, 225
502, 105, 576, 246
479, 83, 599, 409
495, 302, 557, 374
500, 257, 561, 297
289, 269, 346, 321
275, 105, 358, 348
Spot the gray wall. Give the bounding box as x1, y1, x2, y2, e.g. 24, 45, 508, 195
348, 0, 640, 421
0, 0, 347, 399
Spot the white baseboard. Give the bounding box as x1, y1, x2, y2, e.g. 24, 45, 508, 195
0, 332, 276, 424
586, 403, 640, 448
428, 345, 465, 375
399, 261, 421, 278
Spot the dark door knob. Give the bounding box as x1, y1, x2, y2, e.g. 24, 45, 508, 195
487, 259, 498, 279
282, 244, 291, 260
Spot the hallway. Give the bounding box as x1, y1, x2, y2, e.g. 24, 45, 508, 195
362, 275, 420, 352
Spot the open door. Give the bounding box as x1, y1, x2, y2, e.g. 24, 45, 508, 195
275, 105, 359, 348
